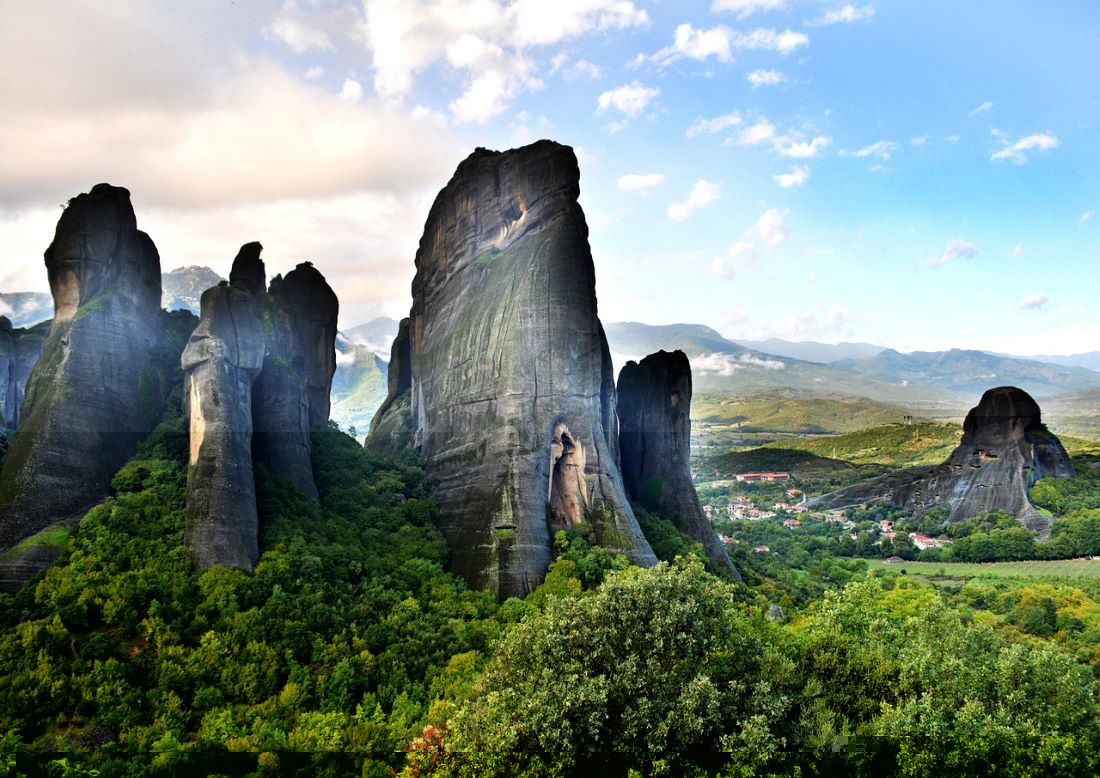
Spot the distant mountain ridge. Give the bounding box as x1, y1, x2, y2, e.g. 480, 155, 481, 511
731, 337, 885, 364
162, 266, 225, 314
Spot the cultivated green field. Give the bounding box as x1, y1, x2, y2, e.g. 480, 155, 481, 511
867, 558, 1100, 580
763, 421, 961, 468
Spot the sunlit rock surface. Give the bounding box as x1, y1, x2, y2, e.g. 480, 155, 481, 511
367, 140, 656, 598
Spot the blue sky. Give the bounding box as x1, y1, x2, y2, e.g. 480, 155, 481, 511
1, 1, 1097, 354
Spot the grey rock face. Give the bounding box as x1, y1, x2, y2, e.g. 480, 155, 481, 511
0, 184, 162, 581
184, 247, 338, 571
807, 386, 1074, 533
182, 245, 266, 571
617, 350, 739, 577
0, 318, 48, 433
367, 140, 657, 598
253, 263, 338, 499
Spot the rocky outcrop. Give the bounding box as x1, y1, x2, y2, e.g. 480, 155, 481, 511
183, 246, 338, 571
253, 263, 338, 498
182, 245, 266, 571
0, 184, 163, 587
617, 350, 739, 577
0, 317, 48, 434
807, 386, 1074, 533
367, 140, 657, 598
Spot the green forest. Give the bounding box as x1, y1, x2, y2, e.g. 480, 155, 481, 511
4, 389, 1100, 777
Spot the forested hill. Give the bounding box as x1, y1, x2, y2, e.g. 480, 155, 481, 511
4, 403, 1100, 774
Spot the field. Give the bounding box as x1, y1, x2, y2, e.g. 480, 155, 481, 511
762, 421, 961, 468
867, 558, 1100, 580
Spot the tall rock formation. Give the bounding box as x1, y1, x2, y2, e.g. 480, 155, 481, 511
0, 318, 48, 434
182, 244, 266, 571
0, 184, 162, 585
806, 386, 1074, 533
367, 140, 657, 598
183, 246, 338, 571
617, 350, 739, 577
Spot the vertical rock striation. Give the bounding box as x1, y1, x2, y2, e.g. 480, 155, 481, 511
182, 244, 266, 571
367, 140, 657, 598
0, 184, 162, 583
0, 318, 48, 434
183, 247, 338, 570
806, 386, 1075, 533
617, 350, 739, 577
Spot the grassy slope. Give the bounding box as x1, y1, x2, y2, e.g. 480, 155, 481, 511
692, 393, 920, 434
867, 558, 1100, 580
760, 422, 963, 468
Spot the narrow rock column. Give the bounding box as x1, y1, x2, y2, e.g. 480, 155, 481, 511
618, 350, 739, 577
182, 244, 265, 571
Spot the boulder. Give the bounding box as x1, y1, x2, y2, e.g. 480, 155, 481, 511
806, 386, 1074, 533
367, 141, 656, 598
618, 350, 739, 577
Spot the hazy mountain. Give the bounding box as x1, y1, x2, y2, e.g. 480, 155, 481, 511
1010, 352, 1100, 372
344, 317, 401, 356
162, 266, 225, 314
835, 348, 1100, 398
731, 338, 885, 364
0, 292, 52, 328
329, 334, 389, 439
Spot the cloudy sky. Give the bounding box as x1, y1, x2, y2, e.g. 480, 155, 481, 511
1, 1, 1097, 354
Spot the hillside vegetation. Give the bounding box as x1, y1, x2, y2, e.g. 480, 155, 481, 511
693, 393, 920, 435
762, 422, 962, 468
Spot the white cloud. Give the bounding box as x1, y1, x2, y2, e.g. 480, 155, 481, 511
990, 131, 1060, 164
711, 0, 787, 19
712, 208, 788, 277
968, 100, 994, 117
840, 140, 896, 160
806, 4, 875, 27
1079, 211, 1094, 225
736, 119, 778, 146
747, 68, 787, 87
667, 180, 721, 222
774, 134, 830, 158
264, 1, 336, 53
927, 238, 977, 267
645, 23, 734, 68
1010, 243, 1024, 257
911, 135, 929, 146
305, 65, 325, 80
597, 81, 659, 117
565, 58, 601, 80
692, 352, 786, 376
362, 0, 649, 118
945, 134, 961, 143
618, 173, 665, 193
686, 112, 742, 138
733, 28, 809, 55
1020, 293, 1048, 311
339, 77, 364, 102
773, 165, 809, 188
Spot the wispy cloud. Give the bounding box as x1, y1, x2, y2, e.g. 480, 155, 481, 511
1020, 293, 1048, 311
911, 135, 929, 146
712, 208, 789, 277
642, 23, 734, 68
773, 165, 810, 188
806, 4, 875, 27
668, 180, 721, 221
927, 238, 977, 267
618, 173, 665, 193
990, 131, 1059, 163
711, 0, 787, 19
774, 134, 831, 158
686, 112, 742, 138
840, 140, 896, 160
1080, 211, 1094, 225
747, 68, 787, 87
735, 119, 778, 146
1010, 243, 1024, 257
968, 100, 994, 117
596, 81, 659, 117
733, 28, 809, 55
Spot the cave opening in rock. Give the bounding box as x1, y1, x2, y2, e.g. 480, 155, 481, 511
549, 423, 587, 531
